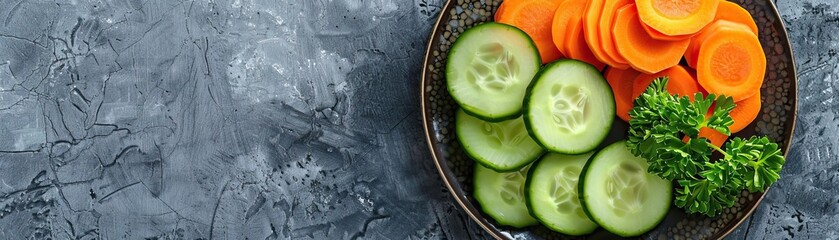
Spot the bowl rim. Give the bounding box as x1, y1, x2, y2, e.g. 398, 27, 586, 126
419, 0, 798, 239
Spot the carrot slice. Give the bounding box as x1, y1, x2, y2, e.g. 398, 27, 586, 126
631, 65, 699, 100
640, 21, 695, 41
605, 67, 641, 121
684, 1, 761, 67
729, 92, 761, 133
552, 0, 607, 70
562, 10, 582, 57
561, 0, 585, 57
687, 67, 708, 96
552, 0, 579, 55
683, 127, 728, 148
568, 28, 607, 70
696, 25, 765, 102
638, 0, 743, 41
636, 0, 721, 36
714, 1, 759, 35
613, 4, 690, 74
496, 0, 564, 63
494, 0, 529, 21
685, 20, 753, 68
495, 2, 508, 16
598, 0, 633, 65
583, 0, 629, 69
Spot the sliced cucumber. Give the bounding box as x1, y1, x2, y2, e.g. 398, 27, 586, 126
526, 152, 598, 235
447, 22, 541, 121
456, 109, 544, 171
579, 141, 672, 237
474, 164, 539, 228
523, 59, 614, 154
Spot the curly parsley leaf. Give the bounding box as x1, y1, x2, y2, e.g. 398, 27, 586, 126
705, 94, 736, 136
626, 77, 785, 217
725, 136, 785, 192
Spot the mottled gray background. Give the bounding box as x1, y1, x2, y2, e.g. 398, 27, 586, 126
0, 0, 834, 239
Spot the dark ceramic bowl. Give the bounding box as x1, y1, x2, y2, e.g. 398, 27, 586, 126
420, 0, 797, 239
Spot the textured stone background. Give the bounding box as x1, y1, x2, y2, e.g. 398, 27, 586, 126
0, 0, 833, 239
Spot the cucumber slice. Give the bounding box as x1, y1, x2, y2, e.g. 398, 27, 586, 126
523, 59, 614, 154
526, 152, 599, 235
473, 164, 539, 228
447, 22, 541, 121
579, 141, 672, 237
456, 109, 544, 171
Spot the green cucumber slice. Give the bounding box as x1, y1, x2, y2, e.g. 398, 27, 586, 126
579, 141, 672, 237
523, 59, 615, 154
526, 152, 599, 235
447, 22, 541, 121
473, 164, 539, 228
456, 109, 544, 171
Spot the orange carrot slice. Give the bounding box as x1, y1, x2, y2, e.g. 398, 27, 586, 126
685, 1, 760, 68
561, 1, 583, 57
496, 0, 565, 63
631, 65, 699, 100
552, 0, 579, 55
568, 28, 607, 70
598, 0, 633, 66
687, 67, 708, 96
696, 24, 765, 102
583, 0, 629, 69
636, 0, 721, 36
495, 2, 507, 16
729, 93, 761, 133
494, 0, 528, 22
685, 20, 753, 68
613, 4, 691, 74
640, 21, 695, 41
637, 0, 743, 41
552, 0, 606, 70
605, 67, 641, 121
714, 1, 759, 35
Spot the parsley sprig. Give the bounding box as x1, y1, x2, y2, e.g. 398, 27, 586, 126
626, 77, 785, 217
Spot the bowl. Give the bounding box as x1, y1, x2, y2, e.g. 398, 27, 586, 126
420, 0, 797, 239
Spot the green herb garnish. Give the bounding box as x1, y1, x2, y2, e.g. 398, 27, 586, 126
627, 77, 785, 217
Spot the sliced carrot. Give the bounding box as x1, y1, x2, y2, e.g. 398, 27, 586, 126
636, 0, 721, 36
552, 0, 579, 55
685, 20, 753, 68
495, 2, 507, 17
638, 0, 743, 41
683, 127, 728, 148
640, 21, 695, 41
496, 0, 564, 63
714, 1, 759, 35
494, 0, 529, 22
561, 1, 583, 57
568, 28, 607, 70
598, 0, 633, 66
685, 1, 760, 67
687, 67, 708, 96
631, 65, 699, 100
696, 25, 765, 102
605, 67, 641, 121
583, 0, 629, 69
613, 4, 690, 74
551, 0, 607, 70
729, 93, 761, 133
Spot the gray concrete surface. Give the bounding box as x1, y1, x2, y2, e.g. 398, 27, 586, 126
0, 0, 833, 239
725, 0, 839, 239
